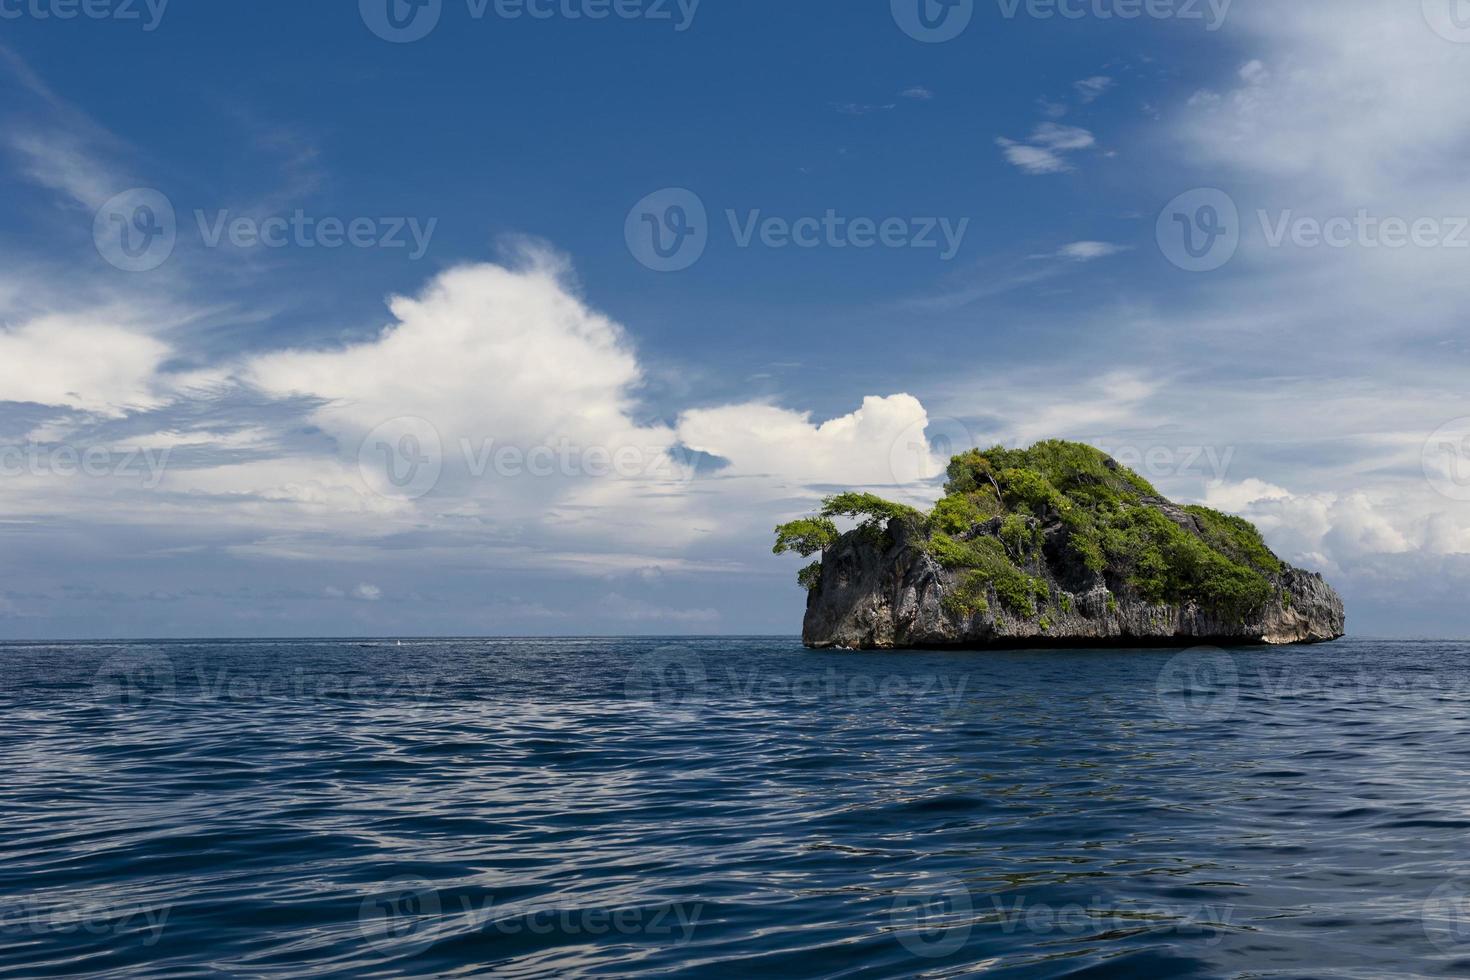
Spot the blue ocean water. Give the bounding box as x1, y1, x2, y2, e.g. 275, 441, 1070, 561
2, 637, 1469, 978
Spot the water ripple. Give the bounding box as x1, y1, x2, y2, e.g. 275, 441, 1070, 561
1, 637, 1468, 977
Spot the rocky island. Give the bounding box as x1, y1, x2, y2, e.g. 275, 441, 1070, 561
775, 441, 1345, 650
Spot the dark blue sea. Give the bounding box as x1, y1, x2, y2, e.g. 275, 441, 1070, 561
3, 637, 1470, 978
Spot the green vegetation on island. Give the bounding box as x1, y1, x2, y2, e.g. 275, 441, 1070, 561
774, 440, 1284, 620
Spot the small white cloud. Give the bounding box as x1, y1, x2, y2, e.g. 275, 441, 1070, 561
1074, 76, 1114, 103
996, 137, 1069, 175
1037, 97, 1068, 119
902, 86, 934, 100
997, 125, 1095, 175
833, 102, 897, 116
1202, 478, 1292, 513
1058, 241, 1128, 261
1238, 59, 1269, 86
1031, 123, 1096, 150
676, 393, 943, 488
353, 583, 383, 601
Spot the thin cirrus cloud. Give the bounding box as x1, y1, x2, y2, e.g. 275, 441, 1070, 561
833, 85, 935, 115
996, 123, 1096, 174
1056, 241, 1128, 261
1073, 75, 1114, 103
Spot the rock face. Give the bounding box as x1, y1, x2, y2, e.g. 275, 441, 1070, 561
785, 442, 1346, 651
802, 518, 1345, 649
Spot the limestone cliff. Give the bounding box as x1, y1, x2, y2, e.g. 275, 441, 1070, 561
775, 442, 1346, 651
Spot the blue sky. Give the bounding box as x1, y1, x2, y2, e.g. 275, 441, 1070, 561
2, 0, 1469, 638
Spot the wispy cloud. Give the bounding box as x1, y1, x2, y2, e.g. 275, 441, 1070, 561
832, 101, 897, 116
1056, 241, 1128, 261
1073, 75, 1114, 103
996, 123, 1096, 174
833, 86, 935, 115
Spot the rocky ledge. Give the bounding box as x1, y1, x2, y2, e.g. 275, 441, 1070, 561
774, 441, 1345, 651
